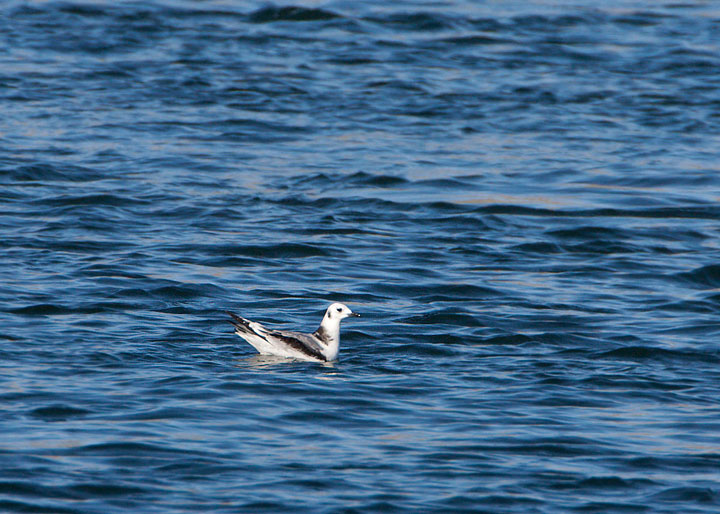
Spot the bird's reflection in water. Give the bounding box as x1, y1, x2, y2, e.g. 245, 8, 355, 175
237, 354, 338, 371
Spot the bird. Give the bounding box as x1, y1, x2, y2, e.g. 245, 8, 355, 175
227, 303, 360, 362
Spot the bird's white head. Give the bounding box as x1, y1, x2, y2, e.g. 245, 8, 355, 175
324, 302, 360, 323
313, 303, 359, 361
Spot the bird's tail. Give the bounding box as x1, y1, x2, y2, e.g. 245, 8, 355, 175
227, 311, 253, 334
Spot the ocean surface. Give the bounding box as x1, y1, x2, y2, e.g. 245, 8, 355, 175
1, 0, 719, 512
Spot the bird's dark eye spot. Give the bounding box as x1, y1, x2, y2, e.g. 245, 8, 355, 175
336, 307, 342, 312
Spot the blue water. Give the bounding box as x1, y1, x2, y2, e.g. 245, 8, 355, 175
2, 0, 720, 512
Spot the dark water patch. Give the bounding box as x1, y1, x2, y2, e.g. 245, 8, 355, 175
364, 12, 462, 32
143, 282, 225, 302
153, 457, 242, 478
372, 282, 503, 302
215, 118, 312, 135
475, 205, 720, 220
56, 3, 112, 18
624, 454, 720, 473
36, 193, 149, 208
80, 264, 147, 280
389, 342, 460, 358
0, 498, 79, 514
548, 226, 627, 240
159, 243, 339, 263
8, 304, 72, 316
676, 264, 720, 289
402, 310, 484, 328
61, 441, 190, 458
654, 297, 719, 315
4, 163, 101, 183
432, 215, 488, 231
326, 55, 380, 66
3, 302, 134, 316
416, 177, 479, 189
283, 171, 409, 190
437, 34, 514, 46
651, 487, 718, 504
69, 482, 150, 498
349, 171, 408, 187
270, 195, 472, 217
109, 406, 200, 422
85, 351, 125, 367
569, 475, 658, 491
483, 334, 535, 346
510, 241, 564, 254
220, 243, 337, 259
597, 346, 719, 365
566, 240, 642, 255
581, 375, 695, 393
425, 332, 481, 346
612, 11, 670, 27
28, 403, 91, 421
362, 78, 430, 93
17, 238, 135, 254
248, 5, 340, 24
572, 501, 649, 513
482, 437, 613, 458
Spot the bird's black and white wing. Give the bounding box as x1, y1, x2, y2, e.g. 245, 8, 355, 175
227, 312, 327, 361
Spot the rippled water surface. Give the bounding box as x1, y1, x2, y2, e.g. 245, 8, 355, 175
2, 0, 720, 512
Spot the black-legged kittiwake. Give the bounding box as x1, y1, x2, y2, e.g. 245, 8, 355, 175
228, 303, 359, 361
